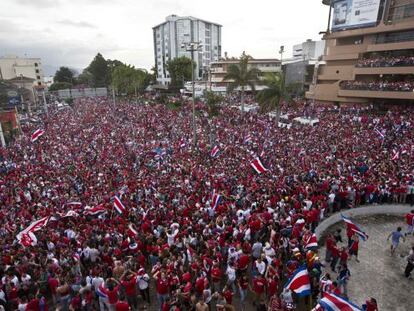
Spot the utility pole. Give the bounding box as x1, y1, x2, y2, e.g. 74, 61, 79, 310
182, 41, 202, 148
42, 89, 48, 116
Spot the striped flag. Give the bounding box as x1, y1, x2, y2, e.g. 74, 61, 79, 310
210, 145, 220, 158
211, 190, 222, 209
64, 202, 82, 210
250, 157, 268, 174
391, 149, 399, 161
127, 223, 138, 237
114, 196, 126, 215
16, 216, 50, 247
284, 265, 311, 297
244, 134, 252, 143
83, 204, 106, 216
320, 292, 363, 311
304, 233, 318, 250
31, 129, 45, 142
341, 214, 368, 241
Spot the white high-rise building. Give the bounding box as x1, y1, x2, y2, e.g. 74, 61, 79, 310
292, 39, 325, 61
153, 15, 222, 85
0, 55, 44, 87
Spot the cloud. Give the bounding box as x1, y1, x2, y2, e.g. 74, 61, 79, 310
56, 19, 96, 29
15, 0, 60, 8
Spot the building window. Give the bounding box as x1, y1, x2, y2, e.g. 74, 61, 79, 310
38, 82, 41, 86
37, 76, 40, 80
35, 69, 39, 73
34, 63, 38, 67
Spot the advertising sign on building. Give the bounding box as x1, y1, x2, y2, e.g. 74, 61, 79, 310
332, 0, 381, 31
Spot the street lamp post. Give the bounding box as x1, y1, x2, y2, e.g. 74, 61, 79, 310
181, 41, 202, 148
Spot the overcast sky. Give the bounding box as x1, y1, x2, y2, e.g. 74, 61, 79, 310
0, 0, 329, 75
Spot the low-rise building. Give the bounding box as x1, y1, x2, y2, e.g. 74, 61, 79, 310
0, 55, 44, 87
209, 56, 281, 93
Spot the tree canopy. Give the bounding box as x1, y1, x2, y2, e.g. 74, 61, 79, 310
111, 63, 151, 95
54, 67, 74, 84
223, 53, 260, 113
257, 72, 288, 123
85, 53, 110, 87
166, 56, 194, 89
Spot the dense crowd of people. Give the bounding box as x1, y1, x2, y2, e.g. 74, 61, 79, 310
340, 80, 414, 92
356, 55, 414, 68
0, 97, 413, 311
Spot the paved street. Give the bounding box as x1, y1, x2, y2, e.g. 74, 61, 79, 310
321, 214, 414, 311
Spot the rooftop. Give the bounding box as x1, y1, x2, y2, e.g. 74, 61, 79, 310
153, 14, 222, 29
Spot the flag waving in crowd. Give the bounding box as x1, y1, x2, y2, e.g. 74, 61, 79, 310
250, 157, 268, 174
31, 129, 45, 142
113, 195, 127, 215
211, 190, 222, 209
210, 145, 220, 158
284, 265, 311, 296
319, 292, 363, 311
341, 214, 369, 241
16, 216, 50, 247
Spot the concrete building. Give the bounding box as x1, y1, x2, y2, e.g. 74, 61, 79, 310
209, 56, 282, 93
153, 15, 222, 85
282, 40, 326, 94
307, 0, 414, 105
0, 55, 44, 87
292, 39, 325, 60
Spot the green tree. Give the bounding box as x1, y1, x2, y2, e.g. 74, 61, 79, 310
165, 56, 194, 90
223, 53, 260, 113
256, 72, 287, 124
76, 70, 93, 86
85, 53, 110, 87
48, 82, 73, 91
204, 90, 222, 119
111, 64, 150, 95
54, 67, 74, 84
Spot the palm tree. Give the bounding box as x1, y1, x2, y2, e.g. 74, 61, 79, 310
257, 72, 287, 124
223, 53, 260, 113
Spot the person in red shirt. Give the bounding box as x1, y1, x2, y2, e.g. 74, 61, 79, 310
156, 272, 170, 308
238, 251, 250, 275
252, 274, 267, 305
364, 297, 378, 311
211, 262, 222, 292
115, 294, 131, 311
104, 278, 121, 309
339, 247, 349, 267
237, 275, 249, 311
405, 210, 414, 236
120, 271, 137, 310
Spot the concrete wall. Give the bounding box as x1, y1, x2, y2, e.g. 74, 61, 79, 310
315, 204, 413, 239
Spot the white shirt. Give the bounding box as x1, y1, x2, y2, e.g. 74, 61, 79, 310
255, 260, 266, 275
226, 265, 236, 281
166, 229, 179, 246
92, 276, 104, 291
137, 274, 150, 290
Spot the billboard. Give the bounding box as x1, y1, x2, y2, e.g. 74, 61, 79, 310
331, 0, 381, 31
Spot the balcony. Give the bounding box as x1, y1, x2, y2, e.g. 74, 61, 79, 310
367, 41, 414, 52
338, 89, 414, 99
354, 66, 414, 75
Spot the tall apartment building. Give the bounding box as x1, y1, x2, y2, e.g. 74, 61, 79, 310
0, 55, 44, 87
153, 15, 222, 85
307, 0, 414, 105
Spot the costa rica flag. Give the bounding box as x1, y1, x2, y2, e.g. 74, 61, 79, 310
319, 292, 363, 311
211, 190, 222, 209
341, 214, 368, 241
114, 196, 126, 215
210, 145, 220, 158
31, 129, 45, 142
284, 265, 311, 296
250, 157, 268, 174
